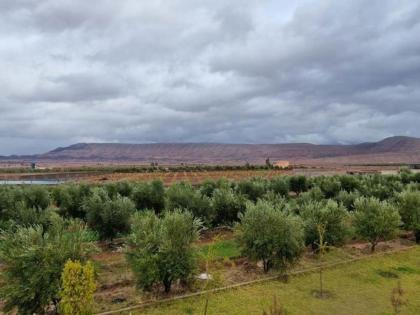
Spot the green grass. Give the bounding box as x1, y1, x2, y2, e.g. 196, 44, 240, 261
134, 247, 420, 315
198, 239, 241, 260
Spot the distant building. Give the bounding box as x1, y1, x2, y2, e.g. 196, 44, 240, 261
273, 160, 290, 168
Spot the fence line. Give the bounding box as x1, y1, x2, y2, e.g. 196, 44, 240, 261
95, 245, 416, 315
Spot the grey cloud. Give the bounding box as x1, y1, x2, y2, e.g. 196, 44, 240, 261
1, 0, 420, 155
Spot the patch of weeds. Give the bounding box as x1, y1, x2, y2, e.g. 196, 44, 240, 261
393, 265, 419, 274
376, 270, 399, 279
183, 307, 194, 315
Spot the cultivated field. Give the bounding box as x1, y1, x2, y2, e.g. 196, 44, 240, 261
137, 247, 420, 315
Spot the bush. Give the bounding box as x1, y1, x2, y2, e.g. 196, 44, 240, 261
126, 210, 201, 293
300, 200, 349, 248
22, 185, 51, 209
289, 176, 308, 195
52, 184, 91, 219
396, 190, 420, 242
84, 189, 135, 240
268, 177, 289, 197
4, 203, 60, 231
319, 177, 341, 198
211, 188, 247, 226
353, 197, 401, 252
165, 182, 212, 224
235, 200, 304, 272
131, 180, 165, 213
59, 260, 96, 315
236, 179, 267, 202
335, 190, 360, 211
0, 220, 95, 314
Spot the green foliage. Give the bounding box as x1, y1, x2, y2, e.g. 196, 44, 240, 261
396, 190, 420, 242
338, 175, 360, 192
0, 219, 95, 314
84, 188, 135, 240
236, 178, 267, 202
289, 176, 308, 195
335, 190, 360, 211
59, 260, 96, 315
268, 177, 289, 197
52, 184, 91, 218
319, 177, 341, 198
300, 200, 349, 248
211, 188, 247, 226
22, 185, 51, 209
235, 200, 304, 272
126, 210, 201, 292
353, 197, 401, 251
131, 180, 165, 213
5, 203, 61, 231
165, 182, 213, 224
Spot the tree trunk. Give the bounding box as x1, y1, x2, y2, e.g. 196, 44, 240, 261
371, 242, 377, 253
319, 267, 323, 298
163, 278, 172, 293
415, 230, 420, 243
263, 259, 271, 273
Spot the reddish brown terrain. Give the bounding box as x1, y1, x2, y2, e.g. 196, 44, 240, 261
1, 136, 420, 166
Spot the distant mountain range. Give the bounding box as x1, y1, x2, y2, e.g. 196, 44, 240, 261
2, 136, 420, 165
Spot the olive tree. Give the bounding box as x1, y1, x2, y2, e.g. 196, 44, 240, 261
289, 176, 308, 196
84, 188, 135, 240
353, 197, 401, 252
126, 210, 201, 293
396, 190, 420, 243
235, 200, 304, 272
211, 188, 246, 226
131, 180, 165, 213
0, 219, 95, 314
300, 200, 349, 248
165, 182, 212, 224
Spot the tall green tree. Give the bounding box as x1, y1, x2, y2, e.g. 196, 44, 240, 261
396, 190, 420, 243
353, 197, 401, 252
235, 200, 304, 272
300, 200, 349, 248
126, 210, 201, 293
84, 189, 135, 240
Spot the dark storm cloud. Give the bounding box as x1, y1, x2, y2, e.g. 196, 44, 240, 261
1, 0, 420, 154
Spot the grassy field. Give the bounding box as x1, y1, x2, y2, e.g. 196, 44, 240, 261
131, 247, 420, 315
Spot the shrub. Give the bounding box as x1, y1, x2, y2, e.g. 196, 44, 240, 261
165, 182, 212, 224
319, 177, 341, 198
211, 188, 247, 226
268, 177, 289, 197
84, 189, 135, 240
0, 220, 95, 314
300, 200, 349, 248
236, 179, 267, 202
52, 184, 91, 218
289, 176, 308, 195
235, 200, 304, 272
59, 260, 96, 315
131, 180, 165, 213
335, 190, 360, 211
22, 185, 51, 209
126, 210, 201, 293
353, 197, 401, 252
396, 190, 420, 242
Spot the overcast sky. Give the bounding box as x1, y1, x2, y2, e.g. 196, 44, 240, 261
1, 0, 420, 155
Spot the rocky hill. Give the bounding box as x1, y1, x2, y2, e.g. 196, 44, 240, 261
2, 136, 420, 165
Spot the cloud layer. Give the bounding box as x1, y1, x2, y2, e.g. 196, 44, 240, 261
1, 0, 420, 154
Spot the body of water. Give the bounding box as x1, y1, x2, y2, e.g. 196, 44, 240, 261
0, 180, 62, 185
